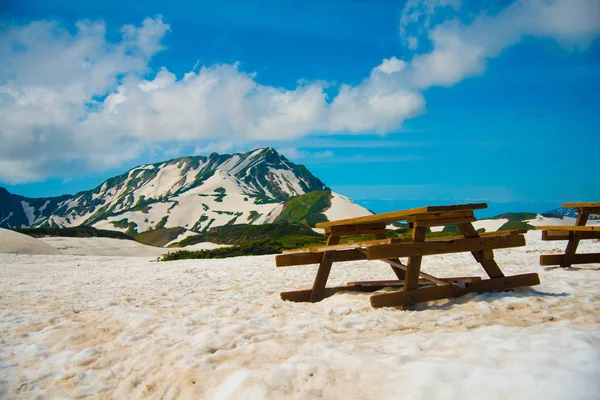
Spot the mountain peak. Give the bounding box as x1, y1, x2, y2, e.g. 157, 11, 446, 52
0, 147, 332, 230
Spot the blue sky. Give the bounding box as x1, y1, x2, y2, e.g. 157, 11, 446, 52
1, 0, 599, 216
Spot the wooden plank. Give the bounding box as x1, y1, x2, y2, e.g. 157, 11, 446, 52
562, 202, 600, 208
457, 222, 505, 278
281, 285, 364, 302
540, 253, 600, 266
370, 285, 466, 308
348, 277, 482, 286
404, 210, 477, 229
410, 216, 477, 228
406, 210, 473, 222
315, 203, 488, 228
536, 225, 599, 232
561, 210, 591, 268
327, 223, 387, 236
464, 273, 540, 292
427, 229, 527, 241
404, 227, 427, 291
276, 229, 524, 258
541, 230, 600, 241
276, 248, 366, 267
369, 273, 540, 308
309, 235, 340, 302
282, 237, 406, 254
365, 234, 525, 260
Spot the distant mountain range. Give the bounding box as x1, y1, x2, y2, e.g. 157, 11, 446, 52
0, 148, 371, 236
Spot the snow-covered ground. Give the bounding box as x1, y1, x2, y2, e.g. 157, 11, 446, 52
38, 236, 229, 257
0, 231, 599, 399
0, 228, 62, 255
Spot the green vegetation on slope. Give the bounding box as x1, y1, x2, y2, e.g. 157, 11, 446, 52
135, 227, 186, 247
491, 212, 537, 231
275, 190, 332, 226
498, 220, 535, 231
172, 223, 321, 247
161, 235, 326, 261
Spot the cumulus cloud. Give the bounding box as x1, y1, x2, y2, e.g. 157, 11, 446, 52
1, 0, 599, 182
403, 0, 600, 87
0, 18, 422, 182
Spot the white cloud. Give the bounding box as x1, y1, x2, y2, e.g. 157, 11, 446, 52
1, 1, 599, 183
374, 57, 406, 74
0, 18, 424, 182
403, 0, 600, 88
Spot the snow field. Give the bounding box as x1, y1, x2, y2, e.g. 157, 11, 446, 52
323, 193, 372, 222
0, 231, 599, 399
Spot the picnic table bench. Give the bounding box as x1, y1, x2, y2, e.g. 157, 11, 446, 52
537, 202, 600, 268
276, 203, 540, 308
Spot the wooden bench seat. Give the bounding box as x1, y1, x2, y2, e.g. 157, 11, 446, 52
540, 230, 600, 241
537, 225, 599, 232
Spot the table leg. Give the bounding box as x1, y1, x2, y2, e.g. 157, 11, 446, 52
561, 210, 590, 268
404, 227, 426, 290
309, 235, 341, 302
374, 233, 406, 280
457, 222, 505, 278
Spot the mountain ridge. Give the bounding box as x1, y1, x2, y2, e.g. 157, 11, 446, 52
0, 148, 371, 235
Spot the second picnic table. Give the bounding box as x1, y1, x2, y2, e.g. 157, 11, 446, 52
537, 202, 600, 268
276, 202, 540, 308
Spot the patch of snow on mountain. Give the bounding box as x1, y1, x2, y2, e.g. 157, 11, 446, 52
38, 200, 50, 214
131, 164, 157, 172
324, 193, 372, 221
269, 168, 305, 196
217, 154, 242, 172
229, 150, 263, 176
180, 163, 204, 189
45, 211, 92, 228
255, 203, 284, 224
63, 196, 84, 212
196, 169, 247, 194
134, 163, 184, 201
92, 182, 109, 200
20, 201, 35, 225
95, 202, 175, 233
256, 180, 275, 199
111, 179, 283, 233
0, 212, 14, 226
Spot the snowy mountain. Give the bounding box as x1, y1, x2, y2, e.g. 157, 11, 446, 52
0, 148, 372, 234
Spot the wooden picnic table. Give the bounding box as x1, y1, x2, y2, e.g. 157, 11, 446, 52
537, 202, 600, 268
276, 202, 540, 308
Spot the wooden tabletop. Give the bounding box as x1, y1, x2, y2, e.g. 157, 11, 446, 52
562, 202, 600, 209
315, 203, 488, 229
